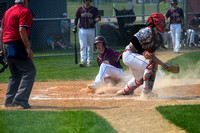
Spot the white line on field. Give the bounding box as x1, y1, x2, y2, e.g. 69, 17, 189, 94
31, 96, 200, 100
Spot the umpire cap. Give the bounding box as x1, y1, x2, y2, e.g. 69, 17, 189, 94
15, 0, 30, 3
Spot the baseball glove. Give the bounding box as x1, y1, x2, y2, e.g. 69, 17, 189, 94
162, 63, 180, 73
0, 53, 8, 73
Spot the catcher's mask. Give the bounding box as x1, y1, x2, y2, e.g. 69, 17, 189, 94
0, 54, 8, 73
94, 36, 107, 49
147, 13, 166, 33
83, 0, 92, 2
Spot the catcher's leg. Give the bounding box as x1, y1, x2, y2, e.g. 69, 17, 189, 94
141, 62, 158, 98
116, 78, 143, 95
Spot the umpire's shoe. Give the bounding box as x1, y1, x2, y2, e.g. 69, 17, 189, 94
13, 100, 31, 109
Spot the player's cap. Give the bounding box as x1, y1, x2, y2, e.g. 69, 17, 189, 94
15, 0, 30, 3
62, 12, 67, 17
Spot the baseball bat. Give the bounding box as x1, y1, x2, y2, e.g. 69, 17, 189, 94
74, 32, 78, 64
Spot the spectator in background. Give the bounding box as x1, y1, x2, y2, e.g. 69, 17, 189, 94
54, 33, 67, 50
73, 0, 101, 67
187, 14, 200, 47
165, 0, 184, 53
47, 33, 55, 50
61, 12, 71, 48
0, 0, 36, 109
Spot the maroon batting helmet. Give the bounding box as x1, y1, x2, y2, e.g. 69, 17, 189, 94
171, 0, 178, 5
94, 36, 107, 48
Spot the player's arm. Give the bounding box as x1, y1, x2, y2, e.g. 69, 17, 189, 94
130, 36, 153, 59
152, 55, 165, 67
19, 27, 33, 58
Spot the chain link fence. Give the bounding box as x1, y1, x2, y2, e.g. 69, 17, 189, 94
1, 0, 199, 57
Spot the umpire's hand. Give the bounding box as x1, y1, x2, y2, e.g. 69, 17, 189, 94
73, 26, 77, 34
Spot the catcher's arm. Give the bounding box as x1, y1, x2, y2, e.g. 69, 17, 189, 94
152, 55, 179, 73
152, 55, 166, 67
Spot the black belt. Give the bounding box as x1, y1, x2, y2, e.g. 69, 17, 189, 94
81, 27, 94, 29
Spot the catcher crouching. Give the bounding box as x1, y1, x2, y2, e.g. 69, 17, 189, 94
116, 13, 179, 98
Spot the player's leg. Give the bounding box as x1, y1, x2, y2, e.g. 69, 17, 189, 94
170, 24, 176, 51
86, 29, 95, 66
79, 28, 87, 66
141, 62, 158, 98
116, 50, 149, 95
174, 24, 181, 53
88, 63, 123, 89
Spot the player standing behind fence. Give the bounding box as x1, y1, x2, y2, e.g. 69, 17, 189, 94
73, 0, 101, 67
165, 0, 184, 53
116, 13, 168, 98
0, 0, 36, 109
87, 36, 123, 90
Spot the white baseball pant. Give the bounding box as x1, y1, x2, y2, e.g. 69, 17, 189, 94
94, 63, 123, 85
79, 28, 95, 65
170, 24, 181, 52
122, 50, 153, 92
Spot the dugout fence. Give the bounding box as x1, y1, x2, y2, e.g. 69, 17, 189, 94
0, 0, 200, 57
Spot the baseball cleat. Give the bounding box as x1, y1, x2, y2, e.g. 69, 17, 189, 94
140, 91, 158, 99
88, 84, 98, 89
79, 62, 86, 67
116, 88, 134, 95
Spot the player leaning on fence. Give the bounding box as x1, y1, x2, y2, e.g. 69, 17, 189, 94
73, 0, 101, 67
116, 13, 179, 98
0, 0, 36, 109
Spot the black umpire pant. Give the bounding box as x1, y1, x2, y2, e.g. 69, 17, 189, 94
4, 42, 36, 104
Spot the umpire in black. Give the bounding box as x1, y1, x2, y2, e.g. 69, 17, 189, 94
0, 0, 36, 109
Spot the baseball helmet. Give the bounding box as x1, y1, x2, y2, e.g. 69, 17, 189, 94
171, 0, 178, 5
83, 0, 92, 2
94, 36, 107, 48
147, 13, 166, 33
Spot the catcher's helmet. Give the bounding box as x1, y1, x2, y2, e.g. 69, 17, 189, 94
94, 36, 107, 48
83, 0, 92, 2
147, 13, 166, 33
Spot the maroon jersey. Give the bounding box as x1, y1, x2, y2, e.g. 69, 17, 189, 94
75, 6, 100, 29
165, 7, 184, 24
97, 48, 123, 69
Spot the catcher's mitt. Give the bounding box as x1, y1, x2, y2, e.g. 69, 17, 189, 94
0, 53, 8, 73
162, 63, 180, 73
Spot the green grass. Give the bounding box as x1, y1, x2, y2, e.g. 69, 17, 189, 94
1, 51, 199, 83
0, 110, 117, 133
67, 1, 170, 18
156, 105, 200, 133
165, 51, 200, 79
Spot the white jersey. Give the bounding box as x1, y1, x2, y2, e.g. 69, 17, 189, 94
125, 27, 163, 53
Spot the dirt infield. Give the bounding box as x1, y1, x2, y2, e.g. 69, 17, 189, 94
0, 49, 200, 133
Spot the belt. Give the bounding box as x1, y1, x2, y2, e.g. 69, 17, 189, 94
81, 27, 94, 29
